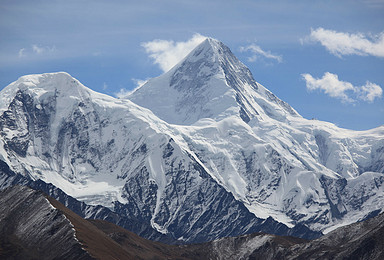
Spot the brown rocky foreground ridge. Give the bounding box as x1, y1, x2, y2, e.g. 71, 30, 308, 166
1, 185, 383, 260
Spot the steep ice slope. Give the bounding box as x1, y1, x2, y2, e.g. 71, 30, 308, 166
0, 72, 318, 243
129, 38, 384, 233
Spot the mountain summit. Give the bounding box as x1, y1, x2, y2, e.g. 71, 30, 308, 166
129, 38, 298, 125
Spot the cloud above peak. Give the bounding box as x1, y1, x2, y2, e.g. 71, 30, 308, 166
17, 44, 56, 58
305, 28, 384, 58
302, 72, 382, 103
240, 44, 282, 63
115, 78, 149, 99
141, 33, 207, 73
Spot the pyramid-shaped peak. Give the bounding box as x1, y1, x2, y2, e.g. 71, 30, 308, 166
168, 37, 243, 91
176, 37, 234, 67
194, 37, 230, 51
129, 37, 299, 125
190, 37, 225, 53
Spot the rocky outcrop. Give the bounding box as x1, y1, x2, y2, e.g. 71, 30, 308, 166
0, 185, 92, 260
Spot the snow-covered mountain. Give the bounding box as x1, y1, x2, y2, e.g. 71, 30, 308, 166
0, 71, 317, 242
0, 37, 383, 243
129, 37, 384, 232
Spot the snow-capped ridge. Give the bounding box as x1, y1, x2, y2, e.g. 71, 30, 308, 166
3, 72, 83, 96
1, 72, 88, 113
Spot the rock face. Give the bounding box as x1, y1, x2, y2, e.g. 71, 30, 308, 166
2, 185, 382, 260
0, 185, 92, 260
286, 212, 384, 260
185, 211, 384, 260
0, 37, 383, 244
0, 159, 174, 243
0, 185, 196, 259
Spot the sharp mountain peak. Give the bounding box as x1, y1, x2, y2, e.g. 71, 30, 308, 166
129, 37, 299, 125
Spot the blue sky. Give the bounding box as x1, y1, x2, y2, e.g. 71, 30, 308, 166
0, 0, 383, 130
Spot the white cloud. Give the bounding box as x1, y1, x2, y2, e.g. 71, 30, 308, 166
17, 45, 56, 58
102, 82, 108, 90
306, 28, 384, 58
115, 78, 148, 99
302, 72, 382, 103
302, 72, 354, 102
141, 33, 207, 72
358, 81, 383, 102
18, 48, 25, 58
239, 44, 282, 63
115, 88, 131, 99
32, 44, 45, 54
132, 78, 148, 89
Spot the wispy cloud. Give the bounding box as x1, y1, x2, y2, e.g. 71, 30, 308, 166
18, 48, 26, 58
17, 44, 56, 58
141, 33, 207, 72
32, 44, 45, 54
115, 78, 148, 99
303, 28, 384, 58
302, 72, 382, 103
239, 44, 282, 63
115, 88, 131, 99
132, 78, 148, 89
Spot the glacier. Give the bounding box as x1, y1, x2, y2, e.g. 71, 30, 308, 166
0, 37, 383, 242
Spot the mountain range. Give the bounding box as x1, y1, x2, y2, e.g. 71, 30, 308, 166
0, 37, 383, 244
